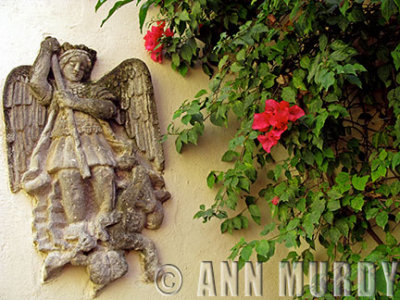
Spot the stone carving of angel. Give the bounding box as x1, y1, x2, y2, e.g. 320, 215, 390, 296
3, 36, 170, 295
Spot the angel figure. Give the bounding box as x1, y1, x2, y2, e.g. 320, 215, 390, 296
3, 37, 170, 295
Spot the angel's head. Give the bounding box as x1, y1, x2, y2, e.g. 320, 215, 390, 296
59, 43, 97, 83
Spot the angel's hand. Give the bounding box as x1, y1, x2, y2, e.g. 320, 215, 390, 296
41, 37, 60, 54
54, 90, 77, 109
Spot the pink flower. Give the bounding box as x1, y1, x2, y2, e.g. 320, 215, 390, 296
252, 99, 305, 153
252, 100, 289, 131
271, 196, 279, 206
288, 105, 305, 122
143, 21, 174, 63
150, 51, 162, 63
257, 128, 286, 153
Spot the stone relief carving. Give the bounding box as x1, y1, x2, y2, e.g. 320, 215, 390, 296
3, 37, 170, 296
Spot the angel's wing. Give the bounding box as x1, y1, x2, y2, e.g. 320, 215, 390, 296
96, 59, 164, 172
3, 66, 48, 192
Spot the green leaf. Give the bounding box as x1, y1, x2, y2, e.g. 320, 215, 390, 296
307, 54, 321, 82
175, 136, 183, 153
172, 52, 180, 67
181, 44, 193, 62
331, 46, 357, 61
101, 0, 134, 26
292, 69, 307, 90
95, 0, 108, 11
240, 244, 253, 261
281, 86, 297, 104
202, 63, 213, 77
207, 172, 216, 188
239, 178, 251, 193
249, 204, 261, 224
232, 216, 242, 229
386, 232, 397, 247
195, 89, 207, 98
335, 172, 351, 193
179, 10, 191, 21
287, 218, 300, 231
313, 110, 329, 137
324, 147, 335, 158
366, 207, 379, 220
319, 34, 328, 51
372, 165, 387, 182
376, 211, 389, 228
218, 55, 229, 70
255, 240, 270, 257
330, 40, 348, 51
138, 0, 155, 32
392, 152, 400, 169
303, 149, 315, 165
328, 227, 341, 244
327, 200, 341, 211
381, 0, 397, 21
350, 194, 364, 211
339, 0, 350, 15
178, 64, 189, 76
352, 175, 370, 191
236, 49, 246, 61
221, 150, 239, 162
344, 74, 362, 88
209, 77, 221, 92
260, 223, 275, 236
220, 219, 229, 233
320, 71, 335, 90
335, 219, 349, 237
241, 216, 249, 229
300, 55, 310, 69
230, 62, 243, 73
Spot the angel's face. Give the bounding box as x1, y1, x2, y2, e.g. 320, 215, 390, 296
61, 55, 88, 83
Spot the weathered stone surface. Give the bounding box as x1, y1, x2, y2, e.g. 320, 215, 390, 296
3, 37, 170, 296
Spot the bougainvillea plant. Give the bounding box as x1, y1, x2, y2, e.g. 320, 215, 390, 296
96, 0, 400, 297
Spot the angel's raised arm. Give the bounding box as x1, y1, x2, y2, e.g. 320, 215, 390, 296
29, 37, 60, 106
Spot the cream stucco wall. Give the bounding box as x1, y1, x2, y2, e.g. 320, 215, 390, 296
0, 1, 294, 299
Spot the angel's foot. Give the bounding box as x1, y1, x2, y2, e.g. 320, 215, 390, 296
42, 251, 71, 282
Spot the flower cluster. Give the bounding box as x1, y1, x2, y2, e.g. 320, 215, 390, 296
252, 99, 305, 153
144, 21, 173, 63
271, 196, 280, 206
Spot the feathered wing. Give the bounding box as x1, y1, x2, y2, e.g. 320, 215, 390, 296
3, 66, 48, 193
95, 58, 164, 172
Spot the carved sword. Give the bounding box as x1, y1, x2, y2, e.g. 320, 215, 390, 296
51, 54, 91, 179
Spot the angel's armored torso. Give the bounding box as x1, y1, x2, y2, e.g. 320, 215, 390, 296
47, 82, 117, 173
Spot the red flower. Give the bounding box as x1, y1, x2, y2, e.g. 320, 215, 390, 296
257, 128, 285, 153
144, 21, 173, 63
288, 105, 305, 122
271, 196, 279, 206
252, 99, 305, 153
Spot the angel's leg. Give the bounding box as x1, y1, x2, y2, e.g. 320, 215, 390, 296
57, 169, 86, 223
91, 166, 117, 241
91, 165, 115, 214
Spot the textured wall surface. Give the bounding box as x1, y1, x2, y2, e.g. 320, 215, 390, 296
0, 1, 291, 299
